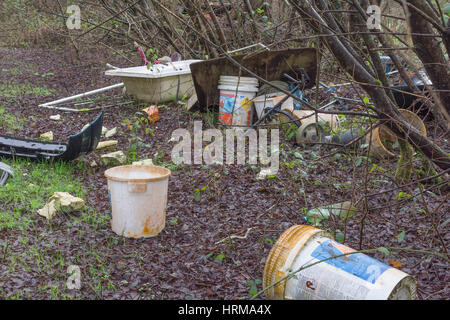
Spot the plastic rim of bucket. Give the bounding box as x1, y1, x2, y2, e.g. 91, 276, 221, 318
219, 77, 258, 83
367, 109, 426, 158
104, 165, 171, 183
254, 93, 287, 119
219, 75, 258, 84
263, 225, 329, 300
217, 84, 259, 93
253, 92, 285, 104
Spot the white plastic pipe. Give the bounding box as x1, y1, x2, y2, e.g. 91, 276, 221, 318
227, 42, 269, 54
39, 83, 124, 108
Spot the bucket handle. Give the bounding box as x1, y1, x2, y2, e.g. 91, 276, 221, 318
128, 182, 147, 193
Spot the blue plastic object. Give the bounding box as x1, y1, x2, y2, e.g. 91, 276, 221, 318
288, 83, 308, 110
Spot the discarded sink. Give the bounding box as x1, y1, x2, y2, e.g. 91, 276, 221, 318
0, 112, 103, 161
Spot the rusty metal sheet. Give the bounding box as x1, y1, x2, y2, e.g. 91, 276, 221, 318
190, 48, 318, 110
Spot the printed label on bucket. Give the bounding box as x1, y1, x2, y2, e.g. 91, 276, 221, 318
240, 96, 252, 111
219, 112, 232, 125
220, 93, 236, 113
311, 240, 390, 284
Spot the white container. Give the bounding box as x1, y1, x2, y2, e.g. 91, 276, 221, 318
264, 225, 417, 300
253, 93, 294, 119
104, 165, 171, 238
291, 110, 340, 129
105, 60, 202, 103
218, 76, 259, 126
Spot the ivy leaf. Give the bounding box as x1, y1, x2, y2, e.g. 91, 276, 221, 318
440, 218, 450, 228
363, 96, 370, 104
395, 191, 411, 201
377, 247, 390, 256
294, 151, 304, 160
355, 157, 363, 167
335, 231, 345, 243
397, 231, 406, 243
205, 252, 214, 260
214, 254, 225, 263
249, 284, 258, 297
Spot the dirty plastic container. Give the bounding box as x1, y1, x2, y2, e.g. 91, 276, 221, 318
367, 109, 426, 158
104, 165, 171, 238
218, 76, 259, 126
253, 93, 294, 120
263, 225, 417, 300
291, 110, 340, 129
105, 60, 202, 103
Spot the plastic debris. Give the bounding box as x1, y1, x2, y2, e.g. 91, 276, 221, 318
100, 151, 126, 166
101, 126, 108, 136
264, 225, 417, 300
105, 127, 117, 138
40, 131, 53, 141
306, 201, 356, 226
0, 162, 14, 186
132, 159, 154, 166
256, 168, 277, 180
142, 105, 160, 123
38, 192, 85, 220
96, 140, 118, 150
50, 114, 61, 121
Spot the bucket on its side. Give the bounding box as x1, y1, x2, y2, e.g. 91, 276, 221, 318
367, 109, 426, 158
253, 93, 294, 120
104, 165, 171, 238
218, 76, 259, 127
263, 225, 417, 300
291, 110, 340, 130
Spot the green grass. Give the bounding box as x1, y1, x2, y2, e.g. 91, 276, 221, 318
0, 83, 55, 98
0, 105, 26, 131
0, 158, 86, 230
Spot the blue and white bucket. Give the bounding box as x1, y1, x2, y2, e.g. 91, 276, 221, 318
218, 76, 259, 126
264, 225, 417, 300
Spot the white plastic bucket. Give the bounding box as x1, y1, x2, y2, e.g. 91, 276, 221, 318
104, 165, 171, 238
253, 93, 294, 120
218, 76, 259, 126
264, 225, 417, 300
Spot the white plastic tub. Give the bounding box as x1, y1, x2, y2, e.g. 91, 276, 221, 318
104, 165, 171, 238
105, 60, 202, 103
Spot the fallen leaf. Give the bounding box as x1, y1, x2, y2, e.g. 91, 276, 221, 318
389, 259, 402, 269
